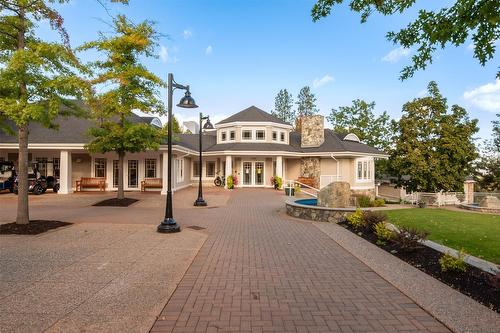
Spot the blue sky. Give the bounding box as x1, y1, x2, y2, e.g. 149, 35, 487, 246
48, 0, 499, 139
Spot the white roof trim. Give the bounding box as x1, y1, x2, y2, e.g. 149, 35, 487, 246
215, 121, 293, 130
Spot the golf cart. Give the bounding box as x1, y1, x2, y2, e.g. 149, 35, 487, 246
0, 161, 16, 193
13, 161, 60, 195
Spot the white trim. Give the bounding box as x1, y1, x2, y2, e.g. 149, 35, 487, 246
216, 121, 293, 130
240, 160, 266, 187
344, 133, 361, 142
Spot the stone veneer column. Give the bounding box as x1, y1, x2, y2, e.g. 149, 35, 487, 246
161, 151, 169, 195
276, 156, 283, 178
225, 155, 232, 189
59, 150, 72, 194
464, 178, 476, 204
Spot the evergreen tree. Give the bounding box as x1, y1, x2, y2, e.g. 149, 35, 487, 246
295, 86, 318, 130
390, 81, 479, 192
271, 89, 294, 124
0, 0, 89, 224
312, 0, 500, 80
474, 115, 500, 191
493, 113, 500, 152
81, 15, 165, 200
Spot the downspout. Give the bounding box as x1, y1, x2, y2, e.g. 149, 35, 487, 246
330, 153, 340, 181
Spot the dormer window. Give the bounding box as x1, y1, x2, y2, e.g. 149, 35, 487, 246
256, 130, 265, 141
221, 131, 227, 141
280, 132, 285, 142
242, 130, 252, 140
272, 131, 277, 141
229, 130, 235, 140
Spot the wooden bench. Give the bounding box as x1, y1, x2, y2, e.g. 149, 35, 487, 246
141, 178, 162, 192
75, 177, 106, 192
297, 177, 317, 188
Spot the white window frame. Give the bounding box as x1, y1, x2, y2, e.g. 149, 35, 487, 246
220, 131, 227, 142
229, 130, 236, 141
175, 158, 184, 182
94, 158, 106, 178
355, 158, 373, 182
255, 129, 265, 141
280, 131, 285, 142
272, 131, 278, 141
206, 160, 216, 178
145, 158, 157, 178
192, 160, 201, 178
242, 129, 253, 141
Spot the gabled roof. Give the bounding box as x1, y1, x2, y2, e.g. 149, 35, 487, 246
216, 106, 291, 126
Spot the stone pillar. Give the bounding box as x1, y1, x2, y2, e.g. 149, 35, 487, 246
161, 151, 169, 195
301, 115, 325, 148
464, 178, 476, 204
59, 150, 72, 194
225, 155, 232, 189
276, 156, 283, 178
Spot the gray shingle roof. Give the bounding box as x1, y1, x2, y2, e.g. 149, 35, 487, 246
216, 106, 291, 126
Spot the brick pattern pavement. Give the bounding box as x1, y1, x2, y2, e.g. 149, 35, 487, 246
151, 189, 450, 333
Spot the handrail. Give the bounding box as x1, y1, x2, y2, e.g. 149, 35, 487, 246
285, 179, 319, 198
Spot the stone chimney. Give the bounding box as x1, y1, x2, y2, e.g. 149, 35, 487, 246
301, 115, 324, 148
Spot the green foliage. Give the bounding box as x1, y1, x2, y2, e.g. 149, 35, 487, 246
474, 117, 500, 191
389, 81, 479, 192
272, 89, 295, 124
356, 195, 372, 208
346, 208, 364, 228
226, 175, 234, 189
373, 198, 385, 207
493, 113, 500, 152
171, 114, 182, 134
373, 222, 393, 245
327, 99, 391, 151
273, 176, 283, 189
439, 251, 467, 273
393, 226, 429, 251
296, 86, 318, 118
311, 0, 500, 80
362, 210, 387, 229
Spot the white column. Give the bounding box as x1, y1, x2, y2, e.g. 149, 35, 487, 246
225, 155, 232, 188
59, 150, 72, 194
276, 156, 283, 178
161, 152, 169, 194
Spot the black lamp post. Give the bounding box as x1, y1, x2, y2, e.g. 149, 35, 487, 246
157, 73, 198, 233
194, 113, 213, 206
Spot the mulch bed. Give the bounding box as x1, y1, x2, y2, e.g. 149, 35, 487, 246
339, 222, 500, 312
92, 198, 138, 207
0, 220, 72, 235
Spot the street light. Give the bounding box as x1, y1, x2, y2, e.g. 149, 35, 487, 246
194, 113, 213, 206
157, 73, 198, 233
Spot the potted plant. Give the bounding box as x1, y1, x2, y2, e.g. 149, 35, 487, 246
418, 200, 427, 208
284, 184, 295, 196
271, 176, 282, 190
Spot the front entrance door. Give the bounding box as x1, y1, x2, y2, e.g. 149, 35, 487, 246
243, 162, 252, 185
255, 162, 264, 185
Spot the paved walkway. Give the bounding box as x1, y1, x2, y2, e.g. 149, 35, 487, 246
152, 189, 450, 333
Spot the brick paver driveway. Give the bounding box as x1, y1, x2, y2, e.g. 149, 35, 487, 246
152, 189, 449, 333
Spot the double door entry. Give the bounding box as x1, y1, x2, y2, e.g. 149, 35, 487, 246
242, 161, 265, 186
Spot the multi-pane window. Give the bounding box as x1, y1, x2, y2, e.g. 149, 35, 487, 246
280, 132, 285, 142
193, 161, 200, 177
128, 160, 138, 187
229, 131, 235, 140
256, 130, 265, 140
206, 161, 216, 177
242, 130, 252, 140
113, 160, 119, 187
53, 158, 60, 178
145, 159, 157, 178
36, 157, 48, 177
357, 159, 372, 181
221, 131, 227, 141
94, 158, 106, 178
175, 158, 184, 182
272, 131, 277, 141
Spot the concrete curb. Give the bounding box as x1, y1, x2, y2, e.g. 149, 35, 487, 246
314, 222, 500, 333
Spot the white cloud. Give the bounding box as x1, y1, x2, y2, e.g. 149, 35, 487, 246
182, 29, 192, 39
205, 45, 213, 56
381, 47, 411, 63
463, 79, 500, 113
312, 74, 335, 88
159, 45, 168, 63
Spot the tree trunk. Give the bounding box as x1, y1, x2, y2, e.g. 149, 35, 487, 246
16, 125, 29, 224
16, 5, 29, 225
117, 151, 125, 200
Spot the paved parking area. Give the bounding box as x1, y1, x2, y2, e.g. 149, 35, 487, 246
151, 189, 450, 333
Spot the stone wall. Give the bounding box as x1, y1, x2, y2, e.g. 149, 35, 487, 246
301, 115, 324, 148
286, 203, 352, 223
300, 157, 320, 187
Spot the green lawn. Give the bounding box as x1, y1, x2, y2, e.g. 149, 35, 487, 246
385, 208, 500, 264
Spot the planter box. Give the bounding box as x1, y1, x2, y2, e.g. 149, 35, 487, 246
284, 187, 295, 196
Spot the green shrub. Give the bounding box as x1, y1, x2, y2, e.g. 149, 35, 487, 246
346, 209, 364, 228
226, 175, 234, 189
357, 195, 372, 207
373, 222, 393, 245
362, 211, 387, 229
373, 198, 385, 207
274, 176, 282, 189
439, 251, 467, 273
294, 184, 301, 193
393, 226, 429, 251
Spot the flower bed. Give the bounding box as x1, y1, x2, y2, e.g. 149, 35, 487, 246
341, 210, 499, 312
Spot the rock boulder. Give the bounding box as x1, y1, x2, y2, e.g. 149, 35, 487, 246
317, 182, 351, 208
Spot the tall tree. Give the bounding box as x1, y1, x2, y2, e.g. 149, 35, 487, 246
295, 86, 318, 130
311, 0, 500, 80
493, 113, 500, 152
390, 81, 479, 192
81, 15, 165, 200
474, 115, 500, 191
0, 0, 89, 224
271, 89, 295, 124
327, 99, 391, 151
